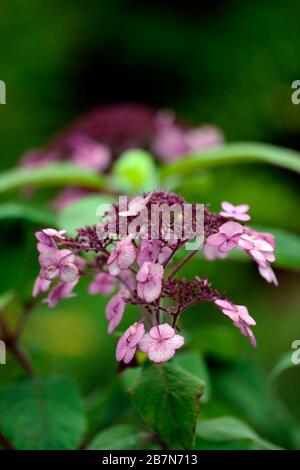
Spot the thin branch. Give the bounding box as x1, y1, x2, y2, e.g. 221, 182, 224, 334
0, 313, 34, 376
168, 250, 198, 280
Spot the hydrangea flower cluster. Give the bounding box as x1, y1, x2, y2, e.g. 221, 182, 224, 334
20, 104, 223, 210
33, 192, 277, 364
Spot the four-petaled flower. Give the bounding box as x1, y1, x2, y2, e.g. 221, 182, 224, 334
220, 202, 250, 221
116, 322, 145, 364
139, 323, 184, 363
39, 248, 78, 283
136, 261, 164, 303
206, 221, 244, 253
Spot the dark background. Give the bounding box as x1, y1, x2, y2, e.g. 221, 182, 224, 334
0, 0, 300, 448
1, 0, 300, 169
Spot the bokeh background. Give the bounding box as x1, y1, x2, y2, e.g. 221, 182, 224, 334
0, 0, 300, 450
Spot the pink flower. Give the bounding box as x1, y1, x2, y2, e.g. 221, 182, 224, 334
88, 272, 116, 296
136, 262, 164, 303
32, 274, 51, 297
137, 240, 161, 266
39, 248, 78, 283
43, 280, 78, 308
71, 137, 111, 171
35, 229, 66, 253
185, 126, 224, 151
220, 202, 251, 222
215, 299, 256, 326
214, 299, 256, 347
238, 234, 275, 266
116, 322, 145, 364
238, 232, 277, 285
139, 323, 184, 363
206, 221, 244, 253
107, 236, 136, 276
105, 293, 125, 334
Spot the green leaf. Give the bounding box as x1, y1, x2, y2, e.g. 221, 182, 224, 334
161, 143, 300, 179
173, 351, 211, 403
0, 163, 104, 193
111, 149, 158, 193
130, 362, 204, 450
88, 425, 143, 450
0, 377, 86, 450
58, 194, 115, 235
196, 416, 281, 450
212, 361, 300, 449
0, 203, 56, 226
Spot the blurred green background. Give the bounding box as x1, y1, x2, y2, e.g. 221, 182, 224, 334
0, 0, 300, 450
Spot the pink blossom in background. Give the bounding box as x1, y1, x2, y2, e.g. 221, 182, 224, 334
206, 221, 244, 253
105, 293, 125, 334
116, 322, 145, 364
136, 261, 164, 303
220, 201, 251, 222
185, 125, 224, 151
52, 187, 90, 212
70, 136, 111, 171
107, 235, 136, 276
88, 272, 116, 296
139, 323, 184, 363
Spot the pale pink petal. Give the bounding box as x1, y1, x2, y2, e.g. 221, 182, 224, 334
236, 305, 256, 326
138, 333, 152, 353
59, 263, 78, 283
219, 221, 244, 238
238, 235, 254, 250
253, 239, 274, 252
149, 323, 175, 341
221, 201, 235, 212
206, 233, 226, 247
215, 299, 235, 311
147, 343, 176, 363
235, 204, 250, 213
258, 265, 278, 286
167, 334, 185, 350
219, 240, 235, 252
234, 213, 250, 222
